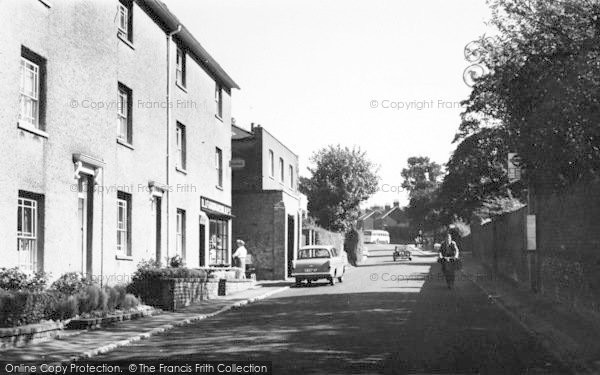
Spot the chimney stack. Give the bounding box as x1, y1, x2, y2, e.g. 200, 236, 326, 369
250, 122, 255, 132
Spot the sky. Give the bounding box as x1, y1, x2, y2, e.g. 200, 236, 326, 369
163, 0, 493, 207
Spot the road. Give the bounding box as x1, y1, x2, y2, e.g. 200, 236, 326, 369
92, 244, 569, 374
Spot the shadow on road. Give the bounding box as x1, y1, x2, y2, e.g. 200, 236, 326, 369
91, 261, 568, 374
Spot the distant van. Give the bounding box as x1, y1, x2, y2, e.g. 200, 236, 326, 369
363, 230, 390, 244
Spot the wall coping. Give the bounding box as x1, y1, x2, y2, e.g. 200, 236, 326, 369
0, 321, 64, 338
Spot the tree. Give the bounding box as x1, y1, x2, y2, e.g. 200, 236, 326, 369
401, 156, 443, 232
300, 145, 379, 232
459, 0, 600, 191
401, 156, 443, 196
439, 127, 524, 222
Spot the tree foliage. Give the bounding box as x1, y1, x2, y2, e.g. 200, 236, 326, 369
401, 156, 443, 231
459, 0, 600, 190
401, 156, 443, 196
300, 145, 379, 232
440, 127, 524, 221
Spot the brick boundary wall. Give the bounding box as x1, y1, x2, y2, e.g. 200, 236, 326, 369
535, 182, 600, 314
466, 183, 600, 316
132, 278, 207, 311
0, 321, 64, 350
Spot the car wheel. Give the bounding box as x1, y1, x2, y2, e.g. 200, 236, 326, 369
409, 257, 412, 261
295, 278, 302, 287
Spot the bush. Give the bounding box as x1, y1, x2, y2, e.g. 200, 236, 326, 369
168, 255, 185, 268
104, 286, 120, 311
0, 268, 48, 292
0, 290, 62, 327
120, 294, 139, 310
51, 272, 95, 295
53, 295, 79, 321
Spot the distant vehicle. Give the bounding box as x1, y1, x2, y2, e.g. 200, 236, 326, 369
363, 230, 390, 244
392, 245, 412, 262
292, 246, 346, 286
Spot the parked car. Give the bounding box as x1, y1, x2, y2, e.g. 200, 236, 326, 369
292, 246, 346, 286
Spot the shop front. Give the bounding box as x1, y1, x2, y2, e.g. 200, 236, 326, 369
199, 196, 233, 267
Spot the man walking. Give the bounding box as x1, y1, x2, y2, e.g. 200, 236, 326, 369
233, 239, 248, 279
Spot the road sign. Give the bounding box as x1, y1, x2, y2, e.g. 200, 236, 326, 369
508, 152, 521, 183
230, 158, 245, 169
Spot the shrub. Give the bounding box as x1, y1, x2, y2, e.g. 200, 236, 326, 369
51, 272, 95, 295
0, 268, 48, 292
78, 286, 102, 314
120, 294, 139, 310
53, 295, 79, 321
168, 255, 185, 268
0, 291, 62, 327
104, 286, 120, 311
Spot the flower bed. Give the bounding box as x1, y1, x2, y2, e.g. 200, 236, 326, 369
0, 269, 142, 328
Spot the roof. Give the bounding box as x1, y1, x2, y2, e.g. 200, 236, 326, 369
358, 210, 381, 221
380, 206, 401, 220
138, 0, 240, 90
231, 124, 253, 140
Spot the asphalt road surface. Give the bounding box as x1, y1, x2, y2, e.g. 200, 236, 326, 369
92, 244, 569, 374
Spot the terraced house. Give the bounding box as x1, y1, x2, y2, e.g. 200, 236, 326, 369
0, 0, 239, 283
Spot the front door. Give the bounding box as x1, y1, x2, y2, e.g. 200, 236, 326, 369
77, 176, 93, 277
287, 215, 295, 277
154, 196, 162, 262
199, 223, 206, 266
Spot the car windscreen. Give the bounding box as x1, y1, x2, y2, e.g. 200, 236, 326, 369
298, 248, 331, 259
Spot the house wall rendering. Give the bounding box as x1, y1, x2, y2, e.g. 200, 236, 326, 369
0, 0, 237, 283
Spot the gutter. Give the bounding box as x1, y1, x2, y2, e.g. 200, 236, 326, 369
166, 24, 182, 263
139, 0, 240, 90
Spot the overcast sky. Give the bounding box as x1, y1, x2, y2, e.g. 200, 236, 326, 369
163, 0, 493, 207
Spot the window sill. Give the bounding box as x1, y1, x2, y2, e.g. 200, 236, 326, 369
18, 122, 48, 138
215, 114, 223, 122
176, 166, 188, 175
117, 32, 135, 50
216, 185, 224, 191
117, 138, 134, 150
176, 82, 187, 93
115, 254, 133, 261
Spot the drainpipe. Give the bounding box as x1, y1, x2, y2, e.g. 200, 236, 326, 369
166, 25, 182, 264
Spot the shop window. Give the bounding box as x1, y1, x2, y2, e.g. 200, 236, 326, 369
209, 218, 229, 266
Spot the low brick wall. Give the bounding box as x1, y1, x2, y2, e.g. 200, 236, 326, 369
0, 321, 64, 350
206, 279, 256, 299
132, 278, 207, 311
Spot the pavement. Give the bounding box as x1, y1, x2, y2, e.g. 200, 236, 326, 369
0, 282, 290, 364
88, 249, 570, 374
460, 253, 600, 374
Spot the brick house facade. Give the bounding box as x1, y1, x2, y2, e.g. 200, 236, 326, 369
231, 124, 307, 280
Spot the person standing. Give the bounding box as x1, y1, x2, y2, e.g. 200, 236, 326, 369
438, 232, 460, 289
233, 239, 248, 278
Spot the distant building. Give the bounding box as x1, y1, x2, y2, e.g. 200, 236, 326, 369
358, 201, 411, 243
231, 124, 307, 280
